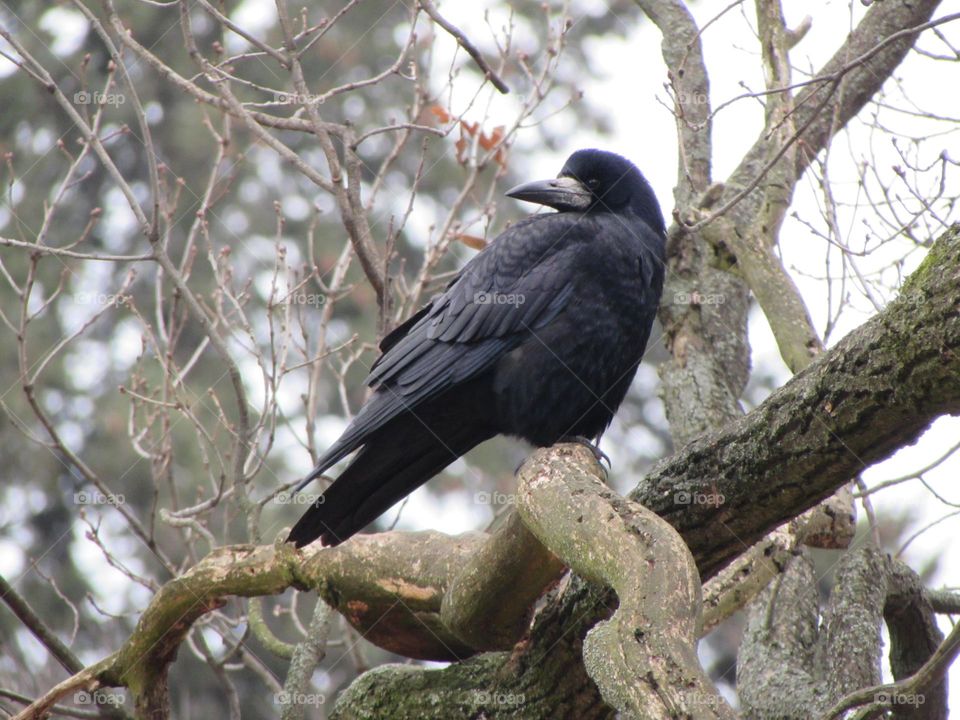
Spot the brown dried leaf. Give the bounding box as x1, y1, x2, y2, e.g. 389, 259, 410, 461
455, 233, 487, 250
429, 105, 452, 124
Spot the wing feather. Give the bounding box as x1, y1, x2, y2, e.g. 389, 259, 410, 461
300, 214, 584, 484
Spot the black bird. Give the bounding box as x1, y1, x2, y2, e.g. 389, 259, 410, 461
287, 149, 666, 547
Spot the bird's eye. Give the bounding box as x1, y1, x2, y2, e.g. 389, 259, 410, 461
586, 178, 600, 189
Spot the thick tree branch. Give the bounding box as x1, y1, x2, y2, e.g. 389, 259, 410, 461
636, 224, 960, 579
636, 0, 746, 452
303, 531, 484, 661
740, 547, 950, 719
818, 548, 888, 702
12, 534, 484, 718
883, 561, 948, 719
819, 622, 959, 720
662, 0, 945, 447
700, 526, 796, 634
703, 0, 948, 377
441, 509, 565, 651
737, 552, 823, 718
516, 445, 734, 719
928, 589, 960, 614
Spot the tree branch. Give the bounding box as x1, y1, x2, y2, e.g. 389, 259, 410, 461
418, 0, 510, 94
737, 552, 824, 716
440, 508, 565, 651
793, 0, 947, 179
0, 573, 84, 675
636, 224, 960, 579
517, 445, 734, 719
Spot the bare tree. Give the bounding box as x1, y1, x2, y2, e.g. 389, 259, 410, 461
0, 1, 958, 718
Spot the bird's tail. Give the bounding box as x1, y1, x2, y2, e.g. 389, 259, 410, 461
286, 416, 493, 547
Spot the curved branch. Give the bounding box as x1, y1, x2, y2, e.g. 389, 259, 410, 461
12, 534, 485, 718
440, 509, 565, 651
516, 445, 734, 719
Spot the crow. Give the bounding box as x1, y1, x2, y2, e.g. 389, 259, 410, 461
287, 149, 666, 547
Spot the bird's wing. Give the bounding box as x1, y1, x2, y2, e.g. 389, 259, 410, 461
302, 215, 579, 481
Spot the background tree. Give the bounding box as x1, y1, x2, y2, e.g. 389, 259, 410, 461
0, 1, 958, 718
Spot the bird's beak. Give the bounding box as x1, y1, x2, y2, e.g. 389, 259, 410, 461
505, 176, 592, 211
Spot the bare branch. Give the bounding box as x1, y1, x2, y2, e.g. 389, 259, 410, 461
418, 0, 510, 94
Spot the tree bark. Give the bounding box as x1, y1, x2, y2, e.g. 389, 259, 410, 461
739, 547, 949, 720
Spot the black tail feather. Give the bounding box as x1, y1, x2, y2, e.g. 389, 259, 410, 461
287, 412, 493, 547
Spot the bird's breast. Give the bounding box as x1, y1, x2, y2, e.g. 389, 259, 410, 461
491, 287, 655, 445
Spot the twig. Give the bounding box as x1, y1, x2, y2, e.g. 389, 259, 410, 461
0, 237, 152, 262
418, 0, 510, 94
0, 573, 83, 674
817, 620, 960, 720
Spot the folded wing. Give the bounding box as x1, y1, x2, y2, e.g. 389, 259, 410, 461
296, 216, 580, 488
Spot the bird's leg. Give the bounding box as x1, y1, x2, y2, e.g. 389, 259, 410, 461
559, 435, 611, 476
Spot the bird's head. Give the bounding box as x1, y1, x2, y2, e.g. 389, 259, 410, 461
506, 149, 665, 237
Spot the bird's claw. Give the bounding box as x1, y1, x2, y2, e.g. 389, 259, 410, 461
560, 436, 611, 477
